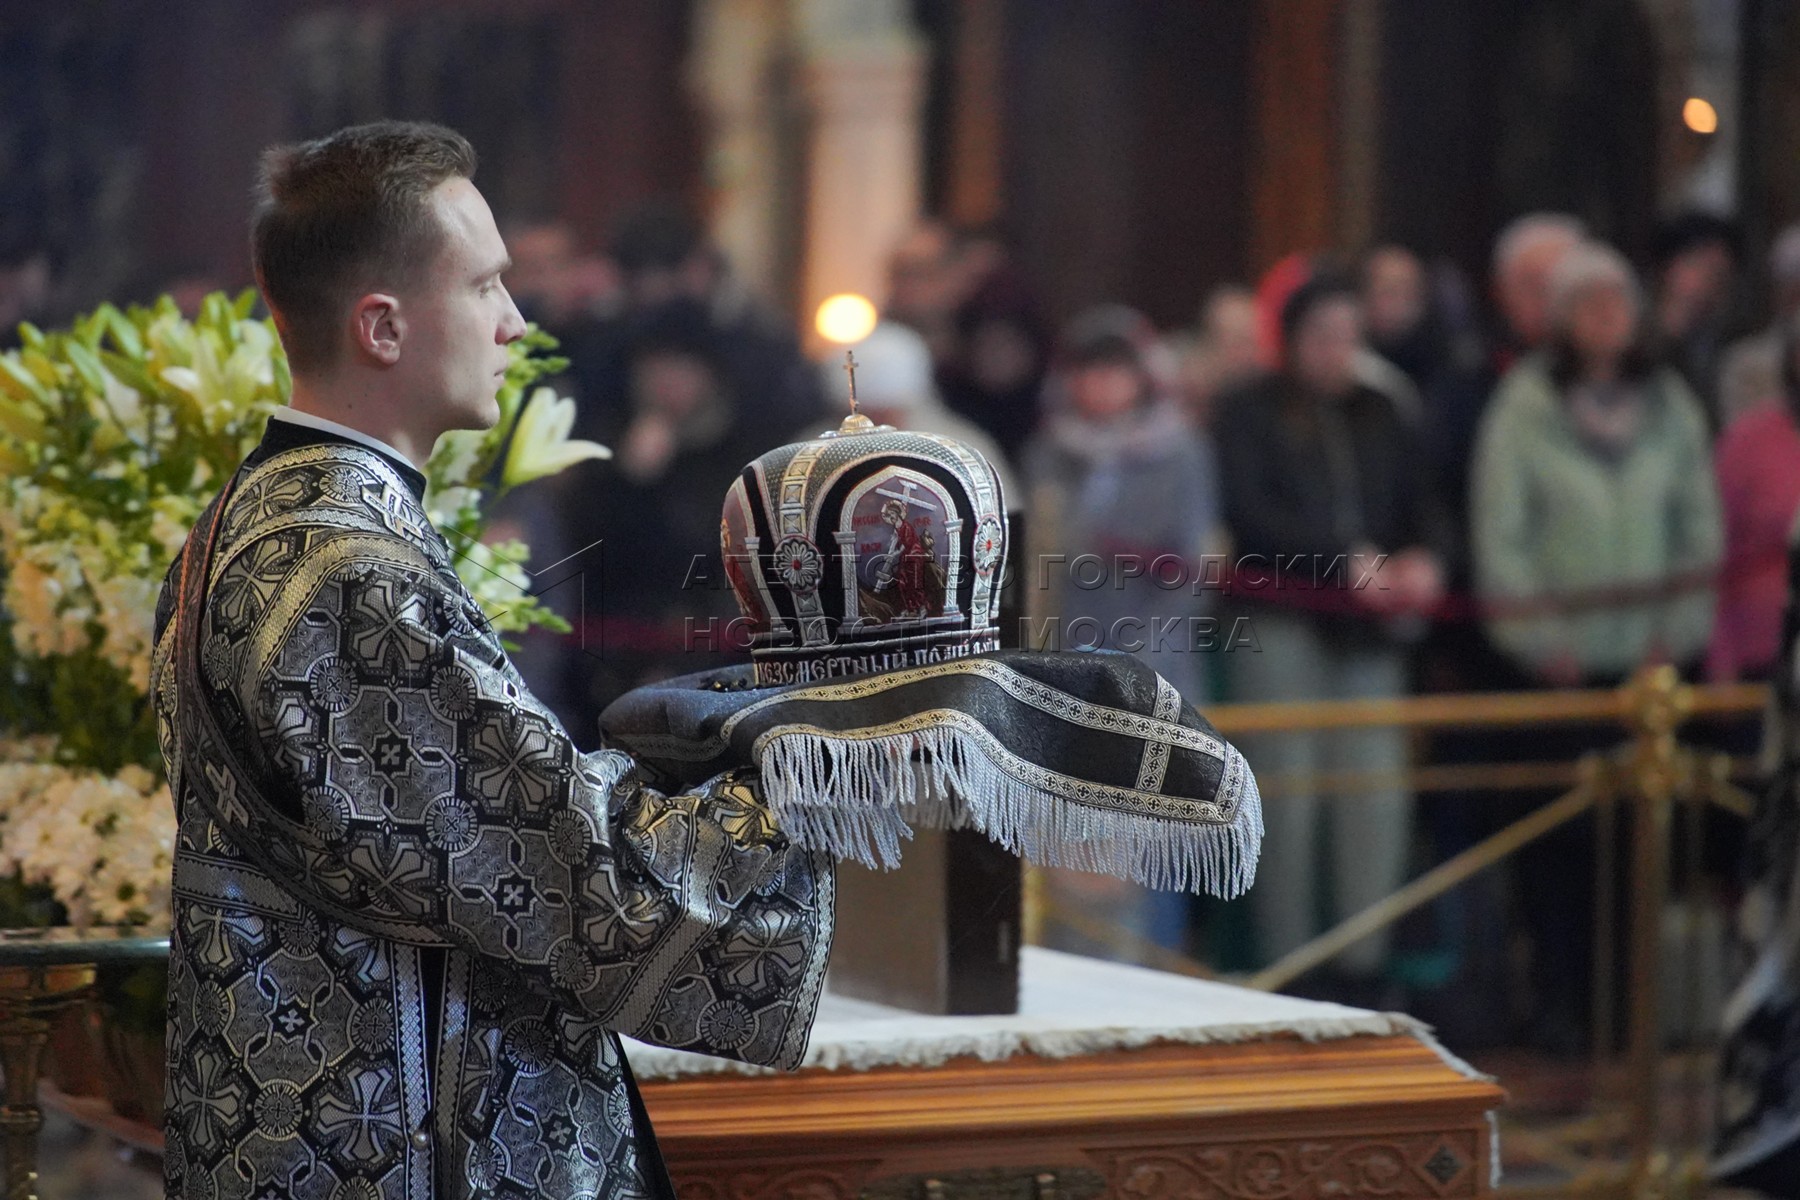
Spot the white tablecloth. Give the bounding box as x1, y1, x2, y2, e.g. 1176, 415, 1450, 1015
624, 946, 1460, 1080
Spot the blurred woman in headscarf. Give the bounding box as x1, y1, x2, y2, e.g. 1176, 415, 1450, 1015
1021, 305, 1224, 956
1023, 304, 1222, 704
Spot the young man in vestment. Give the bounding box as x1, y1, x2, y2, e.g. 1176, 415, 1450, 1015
150, 121, 834, 1200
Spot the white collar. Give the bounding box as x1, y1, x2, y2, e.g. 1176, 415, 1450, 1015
269, 407, 418, 469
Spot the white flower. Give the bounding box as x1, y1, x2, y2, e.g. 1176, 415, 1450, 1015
502, 387, 609, 488
425, 486, 479, 530
91, 572, 158, 692
0, 761, 175, 927
5, 552, 89, 659
159, 366, 202, 396
100, 367, 148, 442
429, 429, 485, 489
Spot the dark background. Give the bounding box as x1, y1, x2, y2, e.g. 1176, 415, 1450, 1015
5, 0, 1797, 332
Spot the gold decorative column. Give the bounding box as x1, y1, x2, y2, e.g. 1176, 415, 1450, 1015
688, 0, 792, 306
795, 0, 927, 355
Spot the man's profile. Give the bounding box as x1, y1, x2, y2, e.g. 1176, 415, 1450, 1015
151, 120, 834, 1200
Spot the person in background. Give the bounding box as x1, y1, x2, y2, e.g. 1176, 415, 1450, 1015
888, 221, 1049, 459
1024, 305, 1220, 704
1653, 210, 1744, 432
1470, 240, 1723, 1050
1432, 214, 1588, 552
1403, 214, 1588, 1047
504, 219, 621, 332
588, 307, 748, 679
1719, 222, 1800, 429
886, 220, 967, 369
1175, 285, 1264, 431
811, 320, 1019, 501
1491, 214, 1589, 359
939, 238, 1050, 459
1709, 310, 1800, 683
1363, 245, 1450, 396
1023, 305, 1222, 957
1472, 240, 1722, 688
539, 206, 821, 710
1214, 273, 1443, 993
1251, 254, 1315, 370
567, 204, 823, 453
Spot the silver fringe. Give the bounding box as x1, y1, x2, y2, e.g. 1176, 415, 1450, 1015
756, 723, 1262, 898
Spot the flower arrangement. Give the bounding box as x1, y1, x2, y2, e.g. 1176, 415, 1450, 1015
0, 291, 605, 928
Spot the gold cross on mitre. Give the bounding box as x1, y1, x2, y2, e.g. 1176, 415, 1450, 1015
835, 348, 876, 435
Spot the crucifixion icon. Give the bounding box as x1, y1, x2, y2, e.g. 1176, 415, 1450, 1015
874, 478, 940, 518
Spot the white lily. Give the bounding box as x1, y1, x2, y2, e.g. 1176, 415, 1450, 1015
501, 386, 610, 488
429, 428, 485, 488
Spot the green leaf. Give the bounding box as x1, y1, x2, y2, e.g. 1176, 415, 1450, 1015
0, 399, 45, 444
0, 355, 47, 406
64, 340, 108, 397
98, 350, 160, 399
18, 348, 60, 387
272, 342, 292, 400
104, 306, 144, 360
199, 291, 231, 332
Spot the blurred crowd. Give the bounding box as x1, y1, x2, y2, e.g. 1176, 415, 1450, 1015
10, 193, 1785, 1047
476, 200, 1800, 1050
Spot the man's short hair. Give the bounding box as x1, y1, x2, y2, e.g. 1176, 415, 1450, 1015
1652, 209, 1741, 270
1491, 212, 1587, 278
252, 121, 477, 373
1278, 268, 1361, 345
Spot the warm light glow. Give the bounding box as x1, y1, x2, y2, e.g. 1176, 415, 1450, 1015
1683, 97, 1719, 135
815, 293, 878, 345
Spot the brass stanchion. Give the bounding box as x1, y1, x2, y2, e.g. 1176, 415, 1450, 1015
0, 928, 169, 1200
0, 964, 95, 1200
1619, 666, 1688, 1198
1022, 677, 1771, 1196
1591, 750, 1621, 1165
1248, 782, 1597, 994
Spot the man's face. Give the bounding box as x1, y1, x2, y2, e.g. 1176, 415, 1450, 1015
1497, 232, 1580, 348
1363, 248, 1425, 344
1068, 361, 1143, 422
887, 224, 958, 321
1291, 298, 1362, 396
1566, 282, 1638, 368
1663, 241, 1734, 321
398, 178, 527, 432
632, 350, 715, 421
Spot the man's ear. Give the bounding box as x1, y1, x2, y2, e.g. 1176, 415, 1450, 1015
350, 293, 404, 367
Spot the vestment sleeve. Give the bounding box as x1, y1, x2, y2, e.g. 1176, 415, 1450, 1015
194, 529, 833, 1070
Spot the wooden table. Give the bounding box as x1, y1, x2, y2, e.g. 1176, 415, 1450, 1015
632, 949, 1504, 1199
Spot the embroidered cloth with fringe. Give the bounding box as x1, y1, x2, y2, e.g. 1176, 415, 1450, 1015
598, 649, 1262, 899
